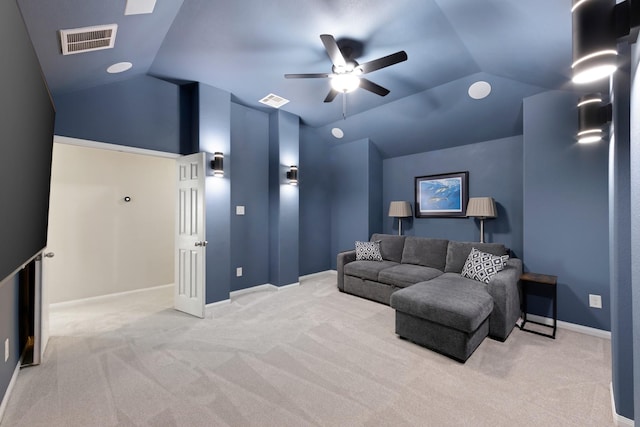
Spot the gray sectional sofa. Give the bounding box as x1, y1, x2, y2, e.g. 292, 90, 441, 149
336, 233, 522, 362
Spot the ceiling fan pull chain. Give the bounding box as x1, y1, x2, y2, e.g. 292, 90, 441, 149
343, 93, 347, 119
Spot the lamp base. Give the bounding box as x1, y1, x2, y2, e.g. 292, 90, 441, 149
479, 219, 485, 243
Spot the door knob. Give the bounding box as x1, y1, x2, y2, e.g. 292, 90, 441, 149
195, 241, 208, 247
44, 252, 55, 258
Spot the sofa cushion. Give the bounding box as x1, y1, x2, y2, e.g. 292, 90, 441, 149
461, 248, 510, 284
344, 260, 399, 282
370, 233, 406, 263
390, 277, 493, 333
444, 241, 506, 273
355, 240, 383, 261
378, 264, 443, 288
400, 236, 449, 270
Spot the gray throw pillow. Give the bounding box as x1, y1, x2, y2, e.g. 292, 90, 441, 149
355, 240, 383, 261
461, 247, 509, 284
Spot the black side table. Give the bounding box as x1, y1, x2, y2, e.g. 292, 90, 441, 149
519, 272, 557, 339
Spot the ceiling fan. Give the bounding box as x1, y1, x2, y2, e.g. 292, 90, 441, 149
285, 34, 408, 103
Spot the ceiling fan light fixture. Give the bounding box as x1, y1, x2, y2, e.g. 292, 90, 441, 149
330, 73, 360, 93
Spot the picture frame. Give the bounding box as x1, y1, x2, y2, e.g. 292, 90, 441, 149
415, 171, 469, 218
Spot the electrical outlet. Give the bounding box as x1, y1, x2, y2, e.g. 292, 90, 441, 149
236, 267, 243, 277
4, 338, 8, 362
236, 206, 245, 215
589, 294, 602, 309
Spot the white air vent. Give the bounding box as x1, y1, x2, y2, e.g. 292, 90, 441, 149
59, 24, 118, 55
259, 93, 290, 108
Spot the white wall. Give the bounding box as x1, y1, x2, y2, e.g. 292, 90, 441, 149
47, 143, 175, 303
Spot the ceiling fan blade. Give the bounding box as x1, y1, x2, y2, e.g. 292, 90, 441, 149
285, 73, 330, 79
320, 34, 346, 68
359, 78, 390, 97
358, 51, 408, 74
324, 89, 339, 103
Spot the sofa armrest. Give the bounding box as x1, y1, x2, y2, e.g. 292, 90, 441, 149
337, 250, 357, 291
486, 258, 523, 340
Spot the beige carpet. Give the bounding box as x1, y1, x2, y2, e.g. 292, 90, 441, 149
2, 272, 614, 426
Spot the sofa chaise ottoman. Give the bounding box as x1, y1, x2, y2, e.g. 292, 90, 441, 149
390, 276, 494, 362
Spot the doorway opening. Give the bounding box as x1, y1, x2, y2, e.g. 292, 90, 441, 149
18, 260, 35, 366
44, 137, 179, 339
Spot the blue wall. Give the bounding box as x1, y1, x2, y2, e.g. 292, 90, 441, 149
609, 43, 634, 420
330, 138, 382, 268
268, 111, 300, 286
383, 136, 524, 256
55, 75, 181, 153
0, 276, 20, 408
230, 103, 270, 291
523, 90, 610, 330
368, 143, 383, 237
0, 0, 54, 405
629, 40, 640, 423
299, 126, 331, 275
196, 83, 232, 303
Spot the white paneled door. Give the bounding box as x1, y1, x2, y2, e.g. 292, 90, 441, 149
174, 153, 207, 318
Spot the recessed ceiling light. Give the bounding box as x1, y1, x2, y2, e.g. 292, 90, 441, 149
468, 81, 491, 100
107, 62, 133, 74
331, 128, 344, 139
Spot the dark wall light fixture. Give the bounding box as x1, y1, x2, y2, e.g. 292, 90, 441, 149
572, 0, 640, 84
577, 94, 612, 143
286, 165, 298, 185
211, 152, 224, 177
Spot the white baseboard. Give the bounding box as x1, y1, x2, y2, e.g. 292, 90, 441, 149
610, 383, 635, 426
206, 279, 308, 308
524, 314, 611, 339
230, 284, 275, 297
277, 282, 300, 290
0, 362, 21, 424
50, 284, 173, 309
299, 270, 336, 280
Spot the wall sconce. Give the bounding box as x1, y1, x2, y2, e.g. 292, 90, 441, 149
286, 165, 298, 185
572, 0, 640, 84
211, 152, 224, 177
577, 94, 612, 144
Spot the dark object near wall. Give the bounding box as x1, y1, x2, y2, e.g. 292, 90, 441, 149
0, 0, 55, 283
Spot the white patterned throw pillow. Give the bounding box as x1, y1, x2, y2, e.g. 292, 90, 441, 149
355, 240, 383, 261
461, 247, 509, 284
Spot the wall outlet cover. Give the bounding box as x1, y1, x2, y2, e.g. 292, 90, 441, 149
236, 206, 245, 215
236, 267, 243, 277
4, 338, 8, 362
589, 294, 602, 309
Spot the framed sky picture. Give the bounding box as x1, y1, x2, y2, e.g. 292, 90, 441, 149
415, 171, 469, 218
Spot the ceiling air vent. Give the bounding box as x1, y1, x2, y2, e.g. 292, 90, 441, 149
259, 93, 290, 108
59, 24, 118, 55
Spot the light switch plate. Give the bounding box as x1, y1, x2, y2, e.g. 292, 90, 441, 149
4, 338, 8, 362
236, 267, 243, 277
589, 294, 602, 309
236, 206, 245, 215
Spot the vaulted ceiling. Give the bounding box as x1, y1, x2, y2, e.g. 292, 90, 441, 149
17, 0, 594, 158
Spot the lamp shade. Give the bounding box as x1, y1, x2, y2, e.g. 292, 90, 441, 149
466, 197, 497, 219
388, 201, 412, 218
